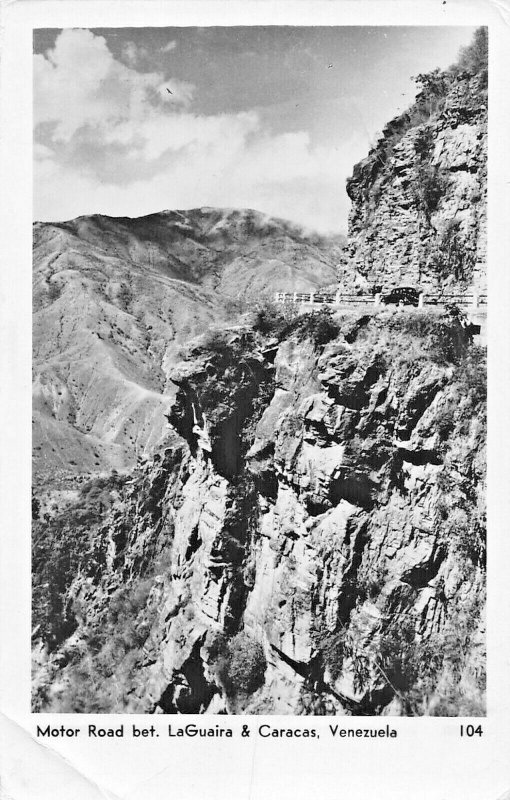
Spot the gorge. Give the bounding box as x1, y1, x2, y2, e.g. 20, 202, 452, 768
32, 30, 487, 716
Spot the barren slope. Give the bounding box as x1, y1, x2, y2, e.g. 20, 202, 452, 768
33, 208, 343, 485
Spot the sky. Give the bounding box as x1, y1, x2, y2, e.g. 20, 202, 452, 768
33, 26, 476, 233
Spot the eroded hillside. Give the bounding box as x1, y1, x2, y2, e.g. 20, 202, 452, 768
33, 208, 344, 486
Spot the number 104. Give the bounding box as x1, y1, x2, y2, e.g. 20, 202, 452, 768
460, 724, 483, 737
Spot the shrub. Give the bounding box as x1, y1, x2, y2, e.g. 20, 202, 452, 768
379, 617, 421, 694
414, 127, 434, 160
117, 283, 133, 311
47, 280, 61, 302
413, 68, 451, 118
435, 489, 486, 568
208, 632, 229, 663
252, 297, 300, 335
455, 27, 488, 79
428, 218, 475, 283
226, 633, 266, 695
31, 491, 40, 520
296, 688, 335, 715
318, 630, 346, 681
454, 346, 486, 409
413, 165, 450, 222
290, 308, 340, 349
359, 562, 389, 601
211, 631, 267, 698
304, 309, 340, 347
198, 328, 231, 354
222, 296, 251, 319
315, 622, 372, 694
436, 406, 456, 443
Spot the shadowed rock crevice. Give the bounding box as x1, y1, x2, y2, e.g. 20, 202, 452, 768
156, 638, 217, 714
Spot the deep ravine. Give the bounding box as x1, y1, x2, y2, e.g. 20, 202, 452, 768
32, 308, 486, 716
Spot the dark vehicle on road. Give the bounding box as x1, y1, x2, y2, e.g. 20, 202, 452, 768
381, 286, 420, 307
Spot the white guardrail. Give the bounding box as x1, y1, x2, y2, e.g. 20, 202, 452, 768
274, 291, 487, 309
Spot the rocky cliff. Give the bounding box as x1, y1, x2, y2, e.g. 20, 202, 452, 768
33, 208, 344, 486
346, 64, 487, 295
32, 33, 487, 717
33, 308, 486, 716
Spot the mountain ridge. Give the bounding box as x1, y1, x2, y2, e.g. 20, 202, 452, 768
33, 207, 345, 485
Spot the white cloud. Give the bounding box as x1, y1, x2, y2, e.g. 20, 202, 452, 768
34, 29, 361, 232
161, 40, 177, 52
121, 41, 143, 67
34, 29, 194, 142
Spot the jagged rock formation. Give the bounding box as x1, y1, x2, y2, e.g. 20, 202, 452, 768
32, 309, 486, 715
346, 68, 487, 294
32, 33, 487, 717
33, 208, 343, 485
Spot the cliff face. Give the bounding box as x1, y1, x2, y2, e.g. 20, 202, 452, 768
346, 70, 487, 294
33, 310, 486, 716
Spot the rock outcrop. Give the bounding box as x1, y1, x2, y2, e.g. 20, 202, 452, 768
346, 70, 487, 295
33, 309, 486, 716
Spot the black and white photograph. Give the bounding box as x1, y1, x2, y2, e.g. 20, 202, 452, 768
3, 1, 510, 796
30, 24, 488, 717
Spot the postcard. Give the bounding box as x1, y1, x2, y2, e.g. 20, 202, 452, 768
1, 1, 509, 798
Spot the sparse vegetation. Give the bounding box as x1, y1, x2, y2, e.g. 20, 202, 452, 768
387, 311, 472, 366
413, 127, 434, 160
117, 282, 133, 311
357, 27, 487, 226
428, 218, 476, 283
222, 295, 251, 319
454, 26, 488, 84
197, 327, 231, 355
412, 68, 451, 118
252, 296, 300, 335
316, 599, 484, 716
32, 471, 127, 650
295, 308, 341, 348
413, 164, 450, 223
47, 280, 62, 302
40, 576, 160, 713
454, 345, 486, 408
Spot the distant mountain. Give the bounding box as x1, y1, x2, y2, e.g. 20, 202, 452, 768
33, 207, 345, 485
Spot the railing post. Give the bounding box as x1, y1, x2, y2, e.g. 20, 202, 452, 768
418, 292, 425, 309
293, 292, 297, 303
310, 291, 314, 305
471, 291, 478, 309
374, 293, 381, 307
335, 290, 341, 305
